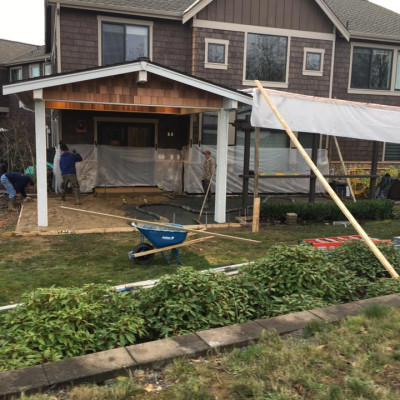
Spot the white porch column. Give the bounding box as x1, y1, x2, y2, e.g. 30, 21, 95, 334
215, 99, 237, 223
34, 89, 48, 227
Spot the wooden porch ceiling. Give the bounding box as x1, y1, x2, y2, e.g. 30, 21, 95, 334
43, 72, 224, 115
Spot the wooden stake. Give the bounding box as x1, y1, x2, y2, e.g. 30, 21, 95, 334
252, 197, 260, 233
255, 80, 399, 279
333, 136, 356, 202
60, 206, 261, 243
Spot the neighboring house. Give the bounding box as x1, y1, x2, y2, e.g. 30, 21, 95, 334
0, 39, 52, 172
3, 0, 400, 225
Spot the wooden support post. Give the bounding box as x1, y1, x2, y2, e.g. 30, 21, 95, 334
309, 133, 319, 203
242, 126, 251, 212
252, 127, 260, 233
369, 141, 380, 199
255, 80, 399, 279
333, 136, 356, 202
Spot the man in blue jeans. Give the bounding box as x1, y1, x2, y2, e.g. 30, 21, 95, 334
1, 172, 34, 211
59, 144, 83, 205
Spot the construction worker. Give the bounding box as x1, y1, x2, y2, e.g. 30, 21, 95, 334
59, 144, 83, 205
0, 172, 34, 211
201, 149, 216, 208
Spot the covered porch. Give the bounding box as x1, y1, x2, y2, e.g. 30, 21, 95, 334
3, 60, 252, 227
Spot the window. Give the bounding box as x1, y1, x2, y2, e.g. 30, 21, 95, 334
351, 46, 393, 90
10, 67, 22, 82
205, 38, 229, 70
29, 64, 40, 78
396, 53, 400, 90
43, 63, 52, 76
201, 112, 218, 145
97, 121, 155, 147
384, 142, 400, 161
303, 48, 324, 76
245, 33, 288, 85
101, 20, 151, 66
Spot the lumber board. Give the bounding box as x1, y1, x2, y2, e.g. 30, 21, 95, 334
131, 236, 213, 258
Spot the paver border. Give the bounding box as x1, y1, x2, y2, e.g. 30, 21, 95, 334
1, 294, 400, 399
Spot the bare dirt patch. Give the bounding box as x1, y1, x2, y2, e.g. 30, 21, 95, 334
15, 192, 171, 233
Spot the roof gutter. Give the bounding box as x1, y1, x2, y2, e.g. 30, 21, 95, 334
47, 0, 183, 21
350, 31, 400, 44
314, 0, 350, 41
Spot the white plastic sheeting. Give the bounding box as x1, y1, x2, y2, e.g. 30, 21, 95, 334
56, 144, 327, 194
251, 89, 400, 143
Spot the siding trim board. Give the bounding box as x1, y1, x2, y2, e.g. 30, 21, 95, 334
193, 19, 335, 41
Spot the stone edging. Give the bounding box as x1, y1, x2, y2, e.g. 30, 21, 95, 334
1, 294, 400, 399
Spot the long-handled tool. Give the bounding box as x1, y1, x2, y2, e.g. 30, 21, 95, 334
194, 169, 215, 224
60, 206, 261, 243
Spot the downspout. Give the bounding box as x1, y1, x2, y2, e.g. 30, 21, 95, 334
191, 20, 196, 76
56, 2, 61, 73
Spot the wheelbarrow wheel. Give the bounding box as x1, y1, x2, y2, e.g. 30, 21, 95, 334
131, 243, 154, 265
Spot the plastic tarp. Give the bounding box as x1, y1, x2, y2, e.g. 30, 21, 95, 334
250, 89, 400, 143
55, 144, 327, 194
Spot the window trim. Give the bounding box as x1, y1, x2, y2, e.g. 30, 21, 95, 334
303, 48, 325, 76
97, 16, 153, 66
243, 32, 290, 88
29, 63, 41, 78
348, 42, 400, 95
204, 38, 229, 70
9, 66, 22, 82
43, 63, 52, 76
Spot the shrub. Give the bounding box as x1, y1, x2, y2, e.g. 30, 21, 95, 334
329, 241, 400, 281
260, 199, 395, 222
0, 284, 146, 371
365, 278, 400, 298
139, 267, 257, 338
241, 244, 362, 303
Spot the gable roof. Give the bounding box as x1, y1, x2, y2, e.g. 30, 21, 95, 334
0, 39, 47, 66
321, 0, 400, 41
2, 59, 252, 105
47, 0, 200, 19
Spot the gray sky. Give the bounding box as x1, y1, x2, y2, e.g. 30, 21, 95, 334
0, 0, 399, 46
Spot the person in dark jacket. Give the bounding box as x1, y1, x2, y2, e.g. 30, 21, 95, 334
59, 144, 83, 205
0, 172, 34, 211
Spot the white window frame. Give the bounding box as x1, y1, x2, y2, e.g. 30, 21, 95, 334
348, 42, 400, 96
97, 16, 153, 66
204, 38, 229, 70
29, 63, 41, 78
243, 32, 290, 88
9, 66, 22, 82
303, 48, 325, 76
43, 63, 52, 76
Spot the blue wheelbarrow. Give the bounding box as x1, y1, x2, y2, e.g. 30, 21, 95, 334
128, 222, 189, 265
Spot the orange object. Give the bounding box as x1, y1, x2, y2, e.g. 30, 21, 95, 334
301, 235, 390, 251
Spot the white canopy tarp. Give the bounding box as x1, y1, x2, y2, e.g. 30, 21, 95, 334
250, 89, 400, 143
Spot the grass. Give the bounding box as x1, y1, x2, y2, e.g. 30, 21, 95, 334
22, 305, 400, 400
2, 218, 400, 305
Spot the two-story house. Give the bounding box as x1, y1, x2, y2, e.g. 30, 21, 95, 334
3, 0, 400, 226
0, 39, 51, 172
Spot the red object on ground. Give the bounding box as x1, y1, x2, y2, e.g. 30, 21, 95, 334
301, 235, 390, 251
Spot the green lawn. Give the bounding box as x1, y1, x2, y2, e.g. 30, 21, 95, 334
1, 219, 400, 305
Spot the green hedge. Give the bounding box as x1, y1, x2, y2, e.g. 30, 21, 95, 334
260, 199, 395, 222
1, 242, 399, 371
